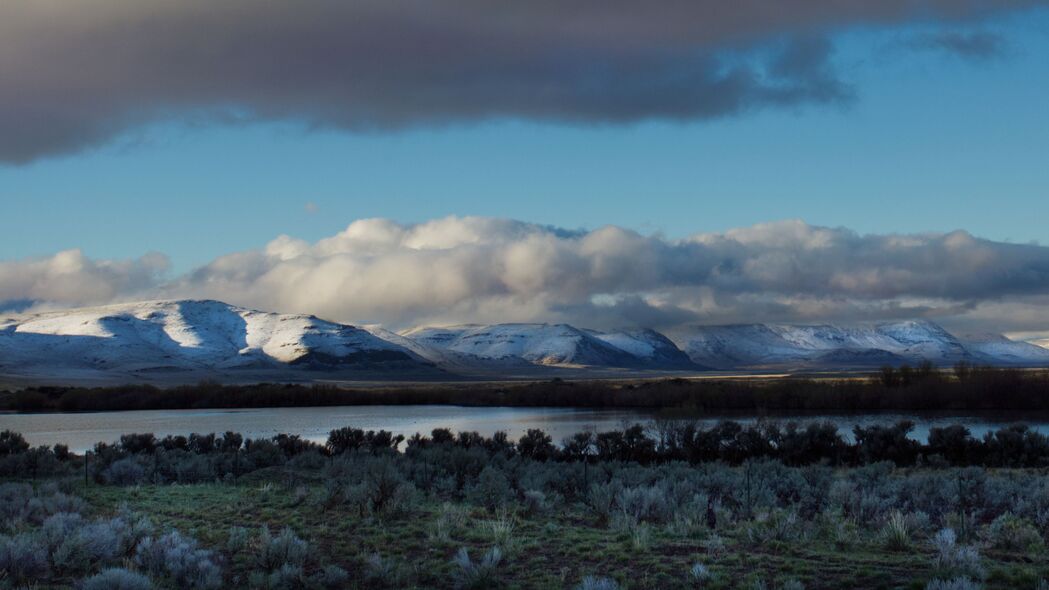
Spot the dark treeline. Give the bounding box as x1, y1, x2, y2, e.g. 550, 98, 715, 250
4, 363, 1049, 413
6, 418, 1049, 483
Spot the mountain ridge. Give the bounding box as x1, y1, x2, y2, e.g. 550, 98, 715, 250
2, 299, 1048, 384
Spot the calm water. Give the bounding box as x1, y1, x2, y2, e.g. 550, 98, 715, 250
4, 406, 1049, 452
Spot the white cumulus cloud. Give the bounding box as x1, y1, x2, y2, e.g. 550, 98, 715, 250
4, 217, 1049, 334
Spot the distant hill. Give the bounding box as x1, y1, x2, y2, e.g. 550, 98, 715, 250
0, 300, 438, 384
2, 299, 1047, 384
669, 320, 1049, 370
401, 323, 702, 370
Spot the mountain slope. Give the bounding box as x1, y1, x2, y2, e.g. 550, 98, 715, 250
588, 328, 700, 368
0, 300, 433, 382
3, 299, 1045, 382
669, 320, 1047, 370
401, 323, 659, 367
960, 334, 1049, 365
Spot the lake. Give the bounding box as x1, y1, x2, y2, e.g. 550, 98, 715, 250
6, 403, 1049, 449
6, 406, 1049, 452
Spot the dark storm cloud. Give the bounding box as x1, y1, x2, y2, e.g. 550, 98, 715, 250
907, 31, 1009, 59
0, 0, 1044, 163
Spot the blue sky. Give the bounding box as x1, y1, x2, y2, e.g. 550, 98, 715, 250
3, 3, 1049, 334
2, 10, 1046, 275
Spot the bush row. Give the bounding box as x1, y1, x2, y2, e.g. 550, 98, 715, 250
6, 417, 1049, 484
5, 365, 1049, 413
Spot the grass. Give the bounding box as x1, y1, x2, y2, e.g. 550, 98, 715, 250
66, 477, 1049, 589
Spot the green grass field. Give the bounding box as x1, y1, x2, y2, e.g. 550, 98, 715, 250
65, 471, 1049, 590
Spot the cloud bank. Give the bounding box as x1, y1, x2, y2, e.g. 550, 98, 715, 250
1, 0, 1045, 162
0, 250, 168, 310
4, 218, 1049, 334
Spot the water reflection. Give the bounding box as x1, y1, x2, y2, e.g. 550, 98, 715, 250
4, 406, 1049, 452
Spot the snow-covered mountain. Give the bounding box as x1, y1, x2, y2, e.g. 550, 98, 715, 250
400, 323, 652, 367
0, 300, 435, 383
670, 320, 1047, 370
361, 325, 530, 373
587, 328, 698, 368
3, 299, 1047, 383
960, 334, 1049, 365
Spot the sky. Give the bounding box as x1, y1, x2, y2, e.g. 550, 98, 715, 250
1, 1, 1048, 335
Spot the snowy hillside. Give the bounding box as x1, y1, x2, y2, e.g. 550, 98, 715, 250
361, 325, 533, 372
960, 334, 1049, 365
670, 320, 1047, 370
399, 323, 702, 368
0, 300, 431, 382
588, 328, 698, 368
2, 299, 1046, 382
401, 323, 642, 367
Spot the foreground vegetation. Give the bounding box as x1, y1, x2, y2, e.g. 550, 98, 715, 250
5, 364, 1049, 414
6, 420, 1049, 588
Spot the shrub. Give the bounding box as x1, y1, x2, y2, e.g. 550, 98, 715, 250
746, 509, 801, 545
981, 513, 1043, 552
103, 457, 148, 486
287, 450, 327, 470
689, 562, 712, 585
468, 466, 514, 512
586, 482, 619, 527
451, 546, 503, 590
120, 433, 158, 455
79, 567, 153, 590
46, 509, 150, 575
517, 429, 555, 461
358, 459, 419, 518
254, 563, 305, 589
134, 531, 222, 589
0, 532, 49, 583
932, 529, 984, 580
36, 489, 87, 521
628, 521, 652, 550
882, 511, 911, 551
0, 482, 56, 524
312, 564, 350, 589
41, 511, 84, 550
290, 485, 309, 507
255, 526, 308, 572
429, 502, 468, 543
522, 489, 548, 516
747, 578, 769, 590
702, 533, 726, 558
0, 430, 30, 455
227, 526, 250, 554
364, 553, 403, 587
616, 485, 671, 524
925, 578, 982, 590
483, 510, 517, 550
54, 518, 130, 573
853, 422, 921, 466
0, 482, 29, 510
576, 576, 621, 590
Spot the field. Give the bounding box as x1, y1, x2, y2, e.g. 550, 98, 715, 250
5, 421, 1049, 588
70, 474, 1048, 590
